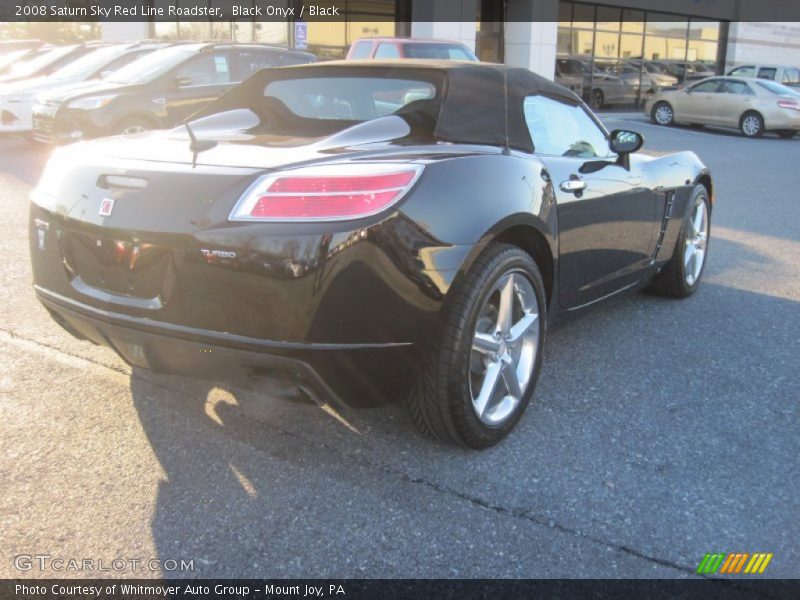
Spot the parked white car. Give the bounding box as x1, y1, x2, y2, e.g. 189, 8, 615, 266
0, 42, 165, 135
727, 64, 800, 89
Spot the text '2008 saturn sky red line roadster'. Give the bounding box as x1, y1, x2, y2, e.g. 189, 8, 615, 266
29, 61, 713, 448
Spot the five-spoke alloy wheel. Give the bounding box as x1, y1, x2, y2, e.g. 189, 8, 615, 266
470, 271, 539, 426
409, 244, 546, 449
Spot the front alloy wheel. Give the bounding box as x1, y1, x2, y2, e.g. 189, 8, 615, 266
652, 101, 674, 126
740, 112, 764, 138
647, 184, 711, 299
409, 244, 546, 448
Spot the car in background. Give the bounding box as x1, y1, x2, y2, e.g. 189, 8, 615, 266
555, 57, 639, 109
727, 64, 800, 89
31, 43, 315, 144
646, 76, 800, 138
0, 44, 98, 84
0, 42, 168, 136
347, 37, 478, 61
652, 60, 715, 84
0, 46, 49, 77
626, 59, 679, 94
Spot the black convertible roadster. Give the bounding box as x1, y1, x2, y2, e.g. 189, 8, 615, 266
29, 61, 713, 448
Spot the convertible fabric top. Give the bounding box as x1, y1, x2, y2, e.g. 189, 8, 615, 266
194, 61, 583, 153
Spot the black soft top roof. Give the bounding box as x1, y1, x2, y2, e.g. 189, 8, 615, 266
196, 60, 582, 153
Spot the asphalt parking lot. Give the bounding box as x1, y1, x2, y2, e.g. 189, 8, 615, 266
0, 117, 798, 579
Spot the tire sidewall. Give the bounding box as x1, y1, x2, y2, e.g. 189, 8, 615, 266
676, 186, 711, 295
444, 248, 546, 448
740, 112, 764, 138
652, 101, 674, 125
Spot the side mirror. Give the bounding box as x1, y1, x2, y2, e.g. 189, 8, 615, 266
174, 75, 192, 88
609, 129, 644, 154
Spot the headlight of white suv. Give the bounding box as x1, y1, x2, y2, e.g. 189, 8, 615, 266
67, 95, 117, 110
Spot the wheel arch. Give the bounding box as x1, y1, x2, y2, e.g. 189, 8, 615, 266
694, 171, 714, 208
454, 218, 556, 310
110, 111, 162, 133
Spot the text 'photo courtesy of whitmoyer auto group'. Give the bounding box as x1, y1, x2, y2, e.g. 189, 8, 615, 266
1, 0, 799, 598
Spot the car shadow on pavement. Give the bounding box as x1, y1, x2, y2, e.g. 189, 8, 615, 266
126, 273, 798, 577
0, 135, 51, 186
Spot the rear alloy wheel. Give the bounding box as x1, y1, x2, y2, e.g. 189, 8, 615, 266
647, 185, 710, 299
652, 101, 674, 126
739, 112, 764, 138
777, 130, 797, 139
590, 89, 604, 110
408, 244, 546, 449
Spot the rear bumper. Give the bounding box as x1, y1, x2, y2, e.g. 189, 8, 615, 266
37, 286, 420, 407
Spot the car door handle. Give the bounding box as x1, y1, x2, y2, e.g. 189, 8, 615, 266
560, 178, 587, 194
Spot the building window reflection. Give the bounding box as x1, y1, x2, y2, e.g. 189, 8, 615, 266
556, 1, 725, 109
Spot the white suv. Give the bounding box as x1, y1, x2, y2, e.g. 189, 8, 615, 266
727, 64, 800, 89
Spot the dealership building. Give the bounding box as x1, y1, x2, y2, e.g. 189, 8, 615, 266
102, 0, 800, 105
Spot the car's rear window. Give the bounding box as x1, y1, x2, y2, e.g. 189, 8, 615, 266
755, 79, 800, 96
263, 76, 437, 121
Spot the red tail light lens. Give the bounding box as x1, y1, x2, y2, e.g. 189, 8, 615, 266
230, 164, 423, 221
777, 100, 800, 111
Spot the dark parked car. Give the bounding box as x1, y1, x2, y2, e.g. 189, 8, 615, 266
31, 43, 315, 143
30, 61, 713, 448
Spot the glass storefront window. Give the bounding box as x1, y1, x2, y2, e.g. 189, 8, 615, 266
690, 20, 720, 41
572, 3, 595, 29
620, 34, 643, 59
594, 31, 619, 59
596, 7, 620, 32
646, 15, 689, 38
556, 1, 724, 107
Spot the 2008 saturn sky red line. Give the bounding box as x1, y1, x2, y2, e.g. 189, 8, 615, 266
29, 61, 713, 448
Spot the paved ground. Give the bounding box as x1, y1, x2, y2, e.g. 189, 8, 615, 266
0, 118, 797, 580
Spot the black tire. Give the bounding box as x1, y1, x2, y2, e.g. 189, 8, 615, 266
589, 89, 604, 110
777, 130, 797, 139
651, 101, 674, 126
647, 185, 711, 299
408, 243, 547, 449
113, 116, 155, 136
739, 111, 764, 138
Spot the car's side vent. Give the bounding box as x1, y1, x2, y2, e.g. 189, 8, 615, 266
651, 189, 675, 261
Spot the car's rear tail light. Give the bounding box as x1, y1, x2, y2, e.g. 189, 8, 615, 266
777, 100, 800, 111
230, 164, 423, 221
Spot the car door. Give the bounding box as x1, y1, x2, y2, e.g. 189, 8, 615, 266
714, 79, 756, 127
679, 78, 723, 123
523, 95, 659, 308
163, 49, 235, 125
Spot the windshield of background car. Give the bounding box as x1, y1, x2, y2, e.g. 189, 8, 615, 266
105, 46, 196, 84
49, 45, 127, 80
8, 46, 74, 77
262, 76, 438, 122
755, 79, 800, 96
403, 44, 478, 61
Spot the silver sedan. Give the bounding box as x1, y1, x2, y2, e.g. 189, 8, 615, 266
645, 76, 800, 139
